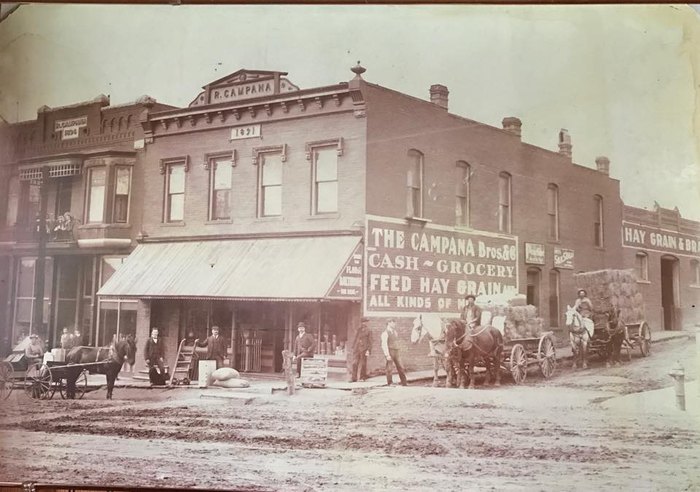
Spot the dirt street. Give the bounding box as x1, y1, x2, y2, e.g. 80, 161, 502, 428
1, 337, 699, 491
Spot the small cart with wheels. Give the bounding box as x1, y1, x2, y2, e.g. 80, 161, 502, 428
501, 331, 557, 385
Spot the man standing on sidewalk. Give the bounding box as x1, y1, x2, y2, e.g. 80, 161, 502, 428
381, 319, 407, 386
199, 325, 227, 369
351, 317, 371, 382
294, 322, 315, 378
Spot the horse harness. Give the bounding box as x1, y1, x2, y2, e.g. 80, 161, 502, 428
452, 324, 496, 357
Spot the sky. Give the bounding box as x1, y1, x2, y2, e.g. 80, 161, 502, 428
0, 4, 698, 220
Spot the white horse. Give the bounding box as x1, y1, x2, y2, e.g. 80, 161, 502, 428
410, 314, 452, 387
564, 305, 595, 370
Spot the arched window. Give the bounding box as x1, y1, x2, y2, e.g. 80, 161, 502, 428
407, 150, 424, 218
635, 252, 649, 281
594, 194, 604, 247
547, 183, 559, 240
691, 259, 700, 286
498, 172, 512, 233
118, 117, 125, 131
549, 269, 560, 328
455, 161, 470, 227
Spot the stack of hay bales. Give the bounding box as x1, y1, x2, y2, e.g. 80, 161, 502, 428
573, 269, 645, 327
476, 294, 544, 341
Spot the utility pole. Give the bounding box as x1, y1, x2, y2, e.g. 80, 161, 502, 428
31, 166, 49, 346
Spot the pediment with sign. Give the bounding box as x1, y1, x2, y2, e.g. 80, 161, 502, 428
189, 69, 300, 107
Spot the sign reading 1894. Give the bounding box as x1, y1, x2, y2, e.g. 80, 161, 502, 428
230, 124, 261, 140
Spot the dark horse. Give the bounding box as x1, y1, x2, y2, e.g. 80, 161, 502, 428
64, 336, 137, 399
445, 319, 503, 389
604, 308, 627, 368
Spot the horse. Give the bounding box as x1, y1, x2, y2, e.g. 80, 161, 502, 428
604, 308, 627, 368
564, 306, 594, 370
410, 314, 452, 387
445, 319, 503, 389
64, 335, 137, 399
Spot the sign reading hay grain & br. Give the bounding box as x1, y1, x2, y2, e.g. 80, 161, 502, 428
365, 216, 518, 316
300, 358, 328, 388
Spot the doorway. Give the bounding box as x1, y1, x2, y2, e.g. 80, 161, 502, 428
526, 268, 541, 310
660, 256, 680, 330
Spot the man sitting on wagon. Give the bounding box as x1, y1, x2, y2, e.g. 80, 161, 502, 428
24, 334, 45, 367
460, 294, 482, 330
573, 289, 593, 319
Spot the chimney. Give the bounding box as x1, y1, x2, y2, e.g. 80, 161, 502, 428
595, 156, 610, 175
558, 129, 572, 159
502, 117, 522, 138
430, 84, 449, 110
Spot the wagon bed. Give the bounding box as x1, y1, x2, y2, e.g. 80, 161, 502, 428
501, 331, 557, 385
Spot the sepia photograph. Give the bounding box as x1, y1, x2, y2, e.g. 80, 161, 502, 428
0, 3, 699, 491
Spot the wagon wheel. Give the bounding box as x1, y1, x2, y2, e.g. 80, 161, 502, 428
0, 361, 13, 400
638, 322, 651, 357
537, 335, 556, 379
59, 369, 88, 400
24, 363, 54, 400
509, 344, 527, 385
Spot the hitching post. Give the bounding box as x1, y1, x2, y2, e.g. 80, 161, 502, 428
668, 361, 685, 411
282, 350, 295, 395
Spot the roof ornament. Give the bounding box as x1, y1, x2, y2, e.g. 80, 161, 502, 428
351, 61, 366, 79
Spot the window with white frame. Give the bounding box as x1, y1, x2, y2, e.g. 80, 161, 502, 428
5, 176, 19, 227
312, 147, 338, 214
209, 156, 232, 220
635, 252, 649, 281
547, 183, 559, 240
594, 194, 604, 247
498, 172, 512, 233
691, 259, 700, 286
407, 150, 424, 218
86, 167, 106, 223
113, 166, 131, 223
258, 153, 282, 217
165, 162, 185, 222
455, 161, 470, 227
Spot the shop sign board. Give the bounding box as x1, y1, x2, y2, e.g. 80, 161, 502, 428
326, 242, 363, 300
554, 248, 575, 269
525, 243, 545, 265
622, 222, 700, 258
365, 215, 518, 316
300, 358, 328, 388
54, 116, 87, 140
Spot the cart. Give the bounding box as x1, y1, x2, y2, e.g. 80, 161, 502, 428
501, 331, 557, 385
1, 358, 97, 401
587, 316, 652, 363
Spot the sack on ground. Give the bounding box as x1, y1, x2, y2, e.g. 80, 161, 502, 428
212, 377, 250, 388
211, 367, 240, 381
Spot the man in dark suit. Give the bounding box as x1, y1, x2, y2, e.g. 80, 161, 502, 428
144, 328, 166, 385
199, 325, 227, 369
351, 317, 372, 382
294, 322, 315, 377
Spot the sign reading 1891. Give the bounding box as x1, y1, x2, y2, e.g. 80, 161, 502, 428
365, 216, 518, 315
230, 124, 261, 140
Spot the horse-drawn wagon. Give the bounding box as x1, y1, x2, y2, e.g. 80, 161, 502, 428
0, 336, 136, 401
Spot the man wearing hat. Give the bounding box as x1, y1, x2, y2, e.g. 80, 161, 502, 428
351, 317, 372, 382
573, 289, 593, 319
294, 322, 315, 377
198, 325, 228, 369
25, 334, 45, 366
460, 294, 482, 330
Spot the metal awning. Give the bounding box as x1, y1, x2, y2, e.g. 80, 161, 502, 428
97, 236, 362, 301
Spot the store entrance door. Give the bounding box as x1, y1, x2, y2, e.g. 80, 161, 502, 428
660, 255, 680, 330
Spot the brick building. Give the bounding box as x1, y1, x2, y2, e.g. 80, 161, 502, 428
4, 64, 693, 379
622, 204, 700, 332
94, 65, 626, 378
0, 95, 172, 355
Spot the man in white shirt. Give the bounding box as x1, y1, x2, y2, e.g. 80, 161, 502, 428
381, 319, 407, 386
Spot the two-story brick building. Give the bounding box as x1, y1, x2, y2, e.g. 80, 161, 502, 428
0, 94, 172, 355
93, 65, 629, 377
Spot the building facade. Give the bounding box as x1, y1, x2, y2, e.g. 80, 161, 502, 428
0, 95, 172, 355
4, 65, 694, 378
622, 204, 700, 332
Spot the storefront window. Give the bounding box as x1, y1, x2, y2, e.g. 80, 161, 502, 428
97, 299, 137, 346
13, 257, 53, 343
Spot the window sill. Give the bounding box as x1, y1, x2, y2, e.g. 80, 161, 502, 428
205, 219, 233, 225
79, 223, 131, 230
307, 213, 340, 221
160, 222, 186, 227
405, 216, 432, 224
636, 280, 651, 285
